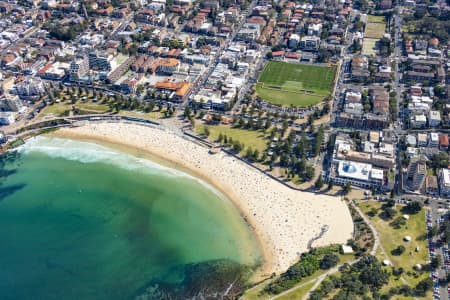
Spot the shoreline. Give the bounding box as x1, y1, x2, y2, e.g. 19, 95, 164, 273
50, 128, 274, 279
50, 122, 354, 280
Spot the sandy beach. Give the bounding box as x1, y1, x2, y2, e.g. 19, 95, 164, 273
53, 122, 353, 277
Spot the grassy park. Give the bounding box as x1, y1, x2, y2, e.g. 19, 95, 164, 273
118, 110, 165, 120
40, 102, 110, 117
358, 201, 431, 298
40, 103, 73, 116
76, 103, 110, 112
195, 123, 269, 154
256, 61, 336, 107
40, 86, 168, 120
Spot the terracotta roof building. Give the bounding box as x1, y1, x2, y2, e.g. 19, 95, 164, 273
154, 80, 191, 102
440, 134, 449, 150
158, 58, 180, 74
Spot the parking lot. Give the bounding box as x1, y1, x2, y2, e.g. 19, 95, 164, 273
427, 210, 450, 300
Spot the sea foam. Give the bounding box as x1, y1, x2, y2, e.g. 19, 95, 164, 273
18, 136, 226, 198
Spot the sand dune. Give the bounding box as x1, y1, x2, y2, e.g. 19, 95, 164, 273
54, 122, 353, 277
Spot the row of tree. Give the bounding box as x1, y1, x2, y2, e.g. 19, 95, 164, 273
265, 247, 340, 294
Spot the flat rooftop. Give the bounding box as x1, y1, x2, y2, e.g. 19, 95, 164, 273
337, 161, 372, 181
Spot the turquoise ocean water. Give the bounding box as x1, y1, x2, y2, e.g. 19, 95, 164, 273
0, 137, 260, 300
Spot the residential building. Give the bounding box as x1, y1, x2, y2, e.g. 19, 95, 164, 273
428, 110, 441, 127
439, 134, 449, 150
154, 79, 190, 102
69, 55, 89, 81
307, 23, 322, 36
15, 77, 45, 97
406, 147, 419, 158
336, 112, 389, 129
439, 168, 450, 197
411, 162, 426, 190
429, 132, 439, 147
417, 133, 427, 146
236, 23, 261, 42
345, 89, 362, 103
406, 134, 417, 146
288, 34, 300, 48
38, 62, 69, 80
88, 51, 113, 71
410, 114, 427, 128
299, 36, 320, 51
375, 65, 391, 81
0, 97, 24, 112
351, 56, 369, 81
158, 58, 180, 74
0, 111, 16, 124
407, 155, 426, 180
370, 86, 389, 115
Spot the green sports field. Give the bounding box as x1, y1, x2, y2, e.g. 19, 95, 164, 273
256, 61, 336, 106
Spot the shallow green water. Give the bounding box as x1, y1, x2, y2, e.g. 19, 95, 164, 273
0, 137, 260, 300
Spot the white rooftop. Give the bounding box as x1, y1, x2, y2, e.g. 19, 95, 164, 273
414, 114, 427, 122
363, 141, 375, 153
441, 168, 450, 187
371, 168, 384, 180
429, 110, 441, 120
417, 133, 427, 142
430, 132, 439, 141
378, 143, 394, 156
411, 95, 432, 103
337, 161, 372, 181
406, 147, 419, 156
341, 245, 353, 254
406, 135, 417, 145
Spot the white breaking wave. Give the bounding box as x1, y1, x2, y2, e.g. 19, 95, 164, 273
18, 136, 225, 197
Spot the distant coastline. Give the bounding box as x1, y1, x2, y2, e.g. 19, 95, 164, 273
51, 122, 354, 279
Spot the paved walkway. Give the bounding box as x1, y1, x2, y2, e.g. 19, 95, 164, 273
300, 201, 379, 300
348, 202, 416, 299
267, 201, 374, 300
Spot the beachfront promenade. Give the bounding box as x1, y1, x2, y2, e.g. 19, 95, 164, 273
6, 115, 340, 196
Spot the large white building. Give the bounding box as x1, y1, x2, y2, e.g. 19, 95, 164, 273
0, 97, 24, 112
15, 77, 45, 97
332, 161, 384, 188
439, 168, 450, 197
0, 111, 16, 125
307, 23, 322, 36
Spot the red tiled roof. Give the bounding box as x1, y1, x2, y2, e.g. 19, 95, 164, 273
272, 50, 285, 57
440, 134, 449, 147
